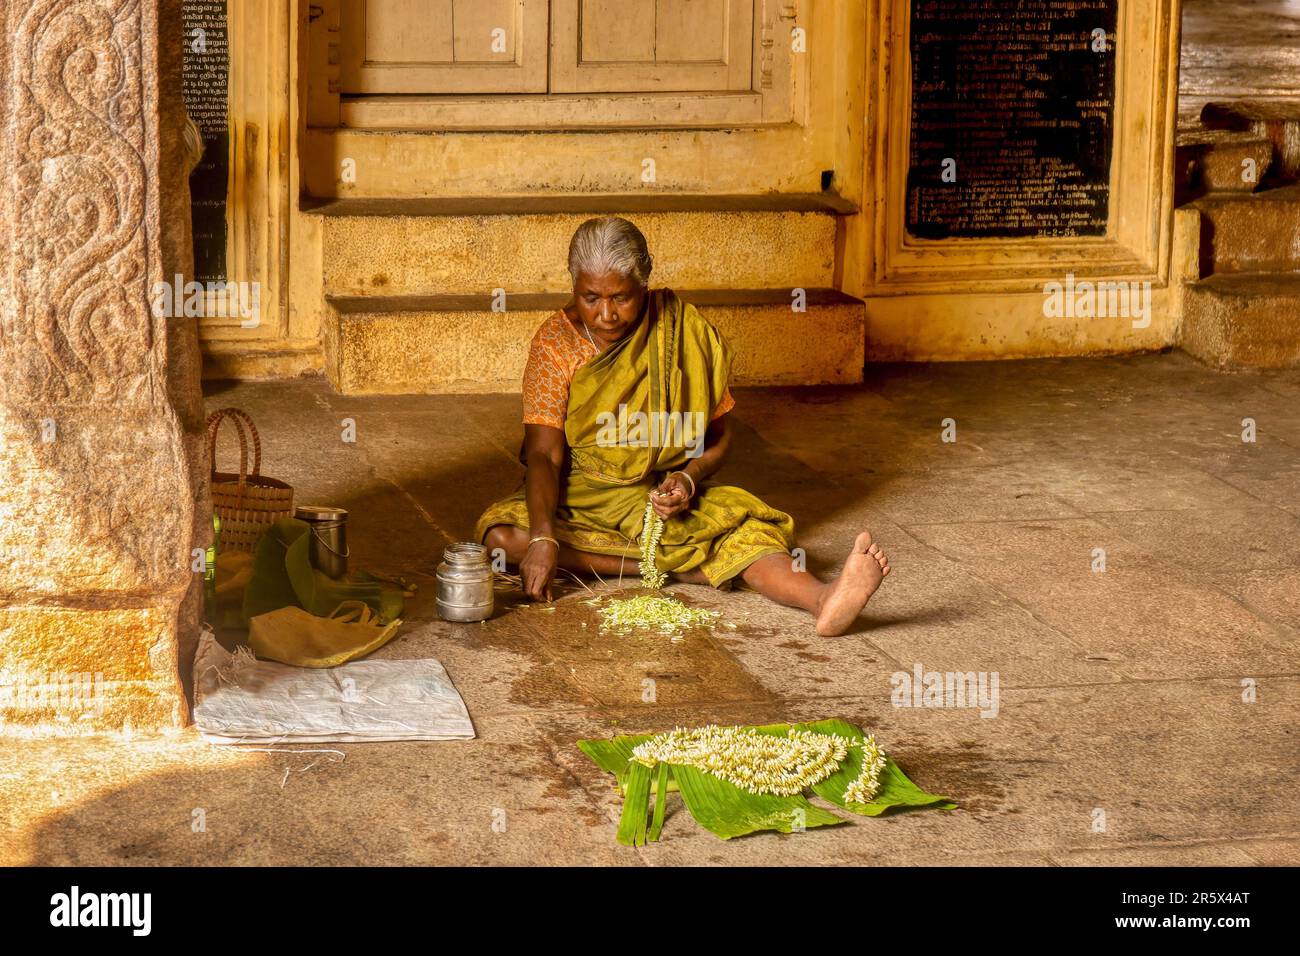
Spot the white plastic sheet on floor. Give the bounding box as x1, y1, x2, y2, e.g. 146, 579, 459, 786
192, 626, 475, 744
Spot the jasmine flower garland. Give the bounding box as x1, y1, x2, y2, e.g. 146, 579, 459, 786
639, 499, 667, 589
844, 734, 888, 804
630, 725, 853, 796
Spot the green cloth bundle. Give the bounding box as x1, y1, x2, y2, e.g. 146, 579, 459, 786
579, 718, 955, 845
241, 518, 405, 627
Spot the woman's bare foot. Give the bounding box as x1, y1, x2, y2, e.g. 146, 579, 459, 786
814, 532, 890, 636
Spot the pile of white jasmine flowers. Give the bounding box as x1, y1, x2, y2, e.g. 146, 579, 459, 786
596, 594, 719, 635
592, 497, 722, 636
630, 724, 889, 802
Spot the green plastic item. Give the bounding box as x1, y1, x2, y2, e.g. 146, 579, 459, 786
203, 512, 221, 625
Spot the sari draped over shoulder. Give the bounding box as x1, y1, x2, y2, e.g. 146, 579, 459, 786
474, 288, 795, 587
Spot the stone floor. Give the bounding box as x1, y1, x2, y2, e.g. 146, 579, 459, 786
2, 353, 1298, 865
1179, 0, 1300, 125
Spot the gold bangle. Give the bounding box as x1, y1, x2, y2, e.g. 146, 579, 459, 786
670, 470, 696, 498
528, 534, 560, 550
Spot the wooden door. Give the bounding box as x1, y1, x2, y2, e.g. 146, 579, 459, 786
340, 0, 549, 94
550, 0, 754, 93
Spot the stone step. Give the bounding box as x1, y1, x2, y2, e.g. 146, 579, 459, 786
1181, 273, 1300, 369
306, 193, 852, 296
302, 193, 860, 216
1175, 128, 1273, 202
1190, 183, 1300, 274
324, 289, 865, 394
1201, 100, 1300, 184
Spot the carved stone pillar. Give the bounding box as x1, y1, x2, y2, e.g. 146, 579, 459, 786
0, 0, 206, 733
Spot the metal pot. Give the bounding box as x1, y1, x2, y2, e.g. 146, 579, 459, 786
295, 505, 349, 579
436, 542, 494, 622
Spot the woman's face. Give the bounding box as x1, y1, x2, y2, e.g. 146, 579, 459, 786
572, 270, 647, 344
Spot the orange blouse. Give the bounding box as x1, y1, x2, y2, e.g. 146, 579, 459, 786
522, 309, 735, 429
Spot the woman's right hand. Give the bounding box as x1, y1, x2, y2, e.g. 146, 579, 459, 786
520, 538, 559, 602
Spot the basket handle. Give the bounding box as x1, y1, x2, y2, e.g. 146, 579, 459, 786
206, 408, 263, 511
206, 408, 263, 474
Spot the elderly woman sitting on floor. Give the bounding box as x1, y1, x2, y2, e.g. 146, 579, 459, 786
476, 216, 889, 636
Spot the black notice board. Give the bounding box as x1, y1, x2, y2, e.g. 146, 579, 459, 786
183, 0, 229, 282
906, 0, 1118, 240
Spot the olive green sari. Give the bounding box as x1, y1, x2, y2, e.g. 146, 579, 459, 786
475, 288, 795, 587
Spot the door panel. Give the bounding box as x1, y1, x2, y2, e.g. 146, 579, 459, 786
580, 0, 656, 63
656, 0, 728, 63
552, 0, 754, 93
454, 0, 519, 63
341, 0, 547, 94
365, 0, 453, 64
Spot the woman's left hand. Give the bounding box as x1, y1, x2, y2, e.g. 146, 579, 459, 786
651, 473, 693, 519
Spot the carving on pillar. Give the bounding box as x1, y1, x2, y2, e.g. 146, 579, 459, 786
0, 0, 199, 732
0, 0, 193, 595
5, 0, 152, 405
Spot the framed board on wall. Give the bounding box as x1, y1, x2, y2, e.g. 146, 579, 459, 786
905, 0, 1119, 240
183, 0, 229, 284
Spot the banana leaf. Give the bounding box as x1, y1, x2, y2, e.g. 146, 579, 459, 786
578, 733, 651, 779
616, 762, 655, 846
671, 764, 844, 840
599, 741, 842, 845
784, 719, 957, 816
648, 764, 670, 842
578, 717, 955, 844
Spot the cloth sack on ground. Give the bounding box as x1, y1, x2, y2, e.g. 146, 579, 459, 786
248, 600, 402, 668
192, 627, 475, 744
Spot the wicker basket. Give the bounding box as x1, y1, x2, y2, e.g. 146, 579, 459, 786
206, 407, 294, 553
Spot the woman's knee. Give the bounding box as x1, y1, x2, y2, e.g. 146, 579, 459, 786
483, 524, 526, 561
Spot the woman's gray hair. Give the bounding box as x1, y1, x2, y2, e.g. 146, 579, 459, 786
567, 217, 653, 287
